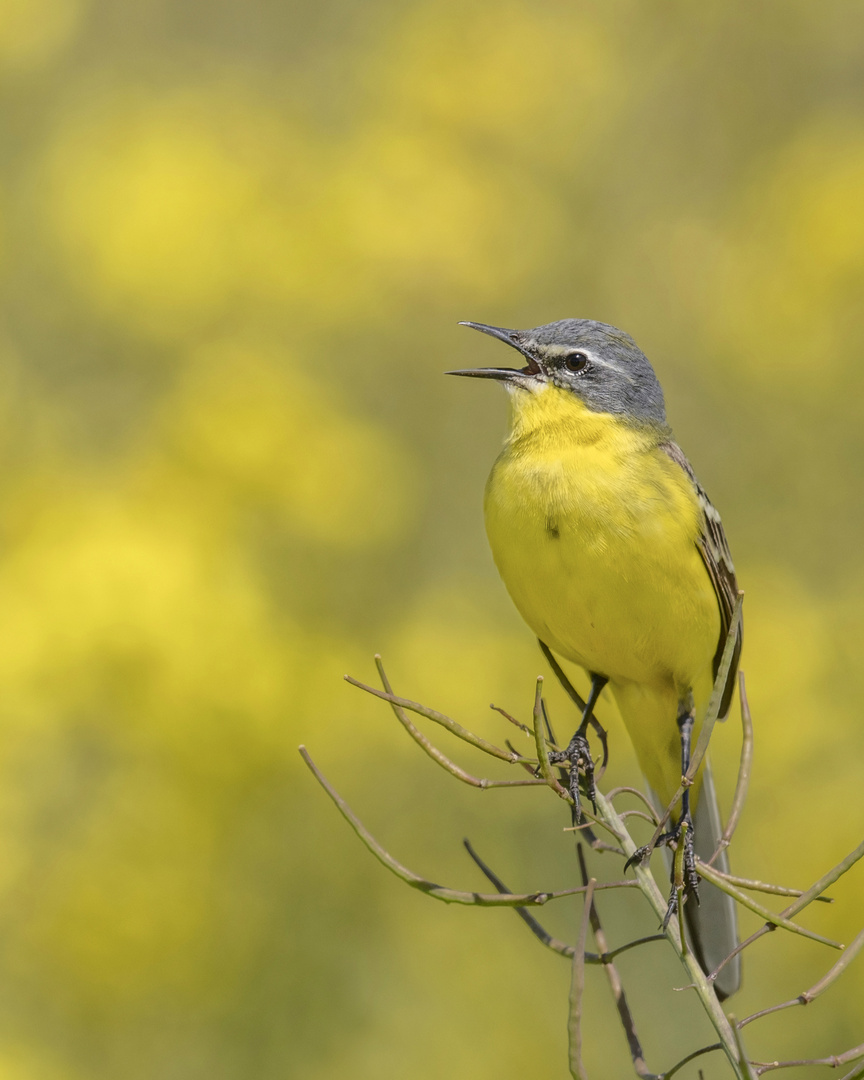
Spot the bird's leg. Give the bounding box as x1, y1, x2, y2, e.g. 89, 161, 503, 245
659, 701, 700, 927
625, 698, 700, 927
548, 672, 607, 821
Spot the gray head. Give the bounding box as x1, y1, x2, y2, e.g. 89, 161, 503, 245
448, 319, 666, 426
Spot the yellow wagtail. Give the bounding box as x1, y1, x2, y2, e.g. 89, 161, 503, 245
448, 319, 742, 999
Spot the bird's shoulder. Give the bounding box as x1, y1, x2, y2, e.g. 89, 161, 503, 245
656, 442, 735, 569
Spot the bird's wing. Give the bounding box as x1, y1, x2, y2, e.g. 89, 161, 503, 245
659, 440, 742, 719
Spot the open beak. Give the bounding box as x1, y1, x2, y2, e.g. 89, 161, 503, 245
446, 321, 542, 382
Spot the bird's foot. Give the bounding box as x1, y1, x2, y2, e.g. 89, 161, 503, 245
548, 731, 596, 822
624, 843, 653, 874
625, 815, 700, 929
663, 817, 699, 927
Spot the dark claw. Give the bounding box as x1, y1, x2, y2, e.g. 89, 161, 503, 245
625, 817, 701, 931
662, 882, 679, 930
624, 844, 652, 874
549, 732, 596, 822
661, 816, 700, 927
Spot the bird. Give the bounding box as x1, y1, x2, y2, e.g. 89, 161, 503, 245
448, 318, 742, 999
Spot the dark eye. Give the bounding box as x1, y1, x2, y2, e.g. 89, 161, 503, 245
564, 351, 589, 373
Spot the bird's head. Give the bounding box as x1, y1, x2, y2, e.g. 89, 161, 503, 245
448, 319, 667, 428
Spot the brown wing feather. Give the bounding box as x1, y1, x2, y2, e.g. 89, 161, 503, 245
659, 441, 742, 718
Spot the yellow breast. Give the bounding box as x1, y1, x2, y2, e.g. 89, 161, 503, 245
484, 384, 719, 697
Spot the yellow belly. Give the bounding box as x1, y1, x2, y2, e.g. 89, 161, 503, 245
484, 413, 720, 805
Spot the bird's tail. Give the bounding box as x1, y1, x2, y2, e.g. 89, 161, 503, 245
611, 680, 740, 997
684, 758, 741, 1000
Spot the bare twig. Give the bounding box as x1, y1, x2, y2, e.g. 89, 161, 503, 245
751, 1041, 864, 1075
839, 1050, 864, 1080
370, 657, 545, 789
345, 675, 531, 764
711, 836, 864, 984
568, 878, 596, 1080
620, 810, 660, 826
576, 845, 658, 1080
728, 1017, 758, 1080
739, 928, 864, 1029
315, 652, 863, 1080
592, 789, 743, 1074
463, 839, 664, 968
602, 935, 668, 962
607, 787, 661, 822
532, 677, 575, 804
588, 840, 627, 856
490, 702, 534, 737
462, 838, 597, 961
672, 819, 688, 949
299, 746, 637, 906
708, 669, 753, 866
696, 862, 843, 949
564, 809, 625, 843
783, 839, 864, 912
506, 740, 538, 772
704, 864, 833, 903
660, 1044, 723, 1080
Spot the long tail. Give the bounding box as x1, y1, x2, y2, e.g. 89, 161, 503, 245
685, 759, 741, 1000
611, 681, 741, 997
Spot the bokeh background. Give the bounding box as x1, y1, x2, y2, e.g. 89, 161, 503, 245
1, 0, 864, 1077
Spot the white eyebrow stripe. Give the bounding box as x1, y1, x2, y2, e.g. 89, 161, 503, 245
534, 343, 638, 385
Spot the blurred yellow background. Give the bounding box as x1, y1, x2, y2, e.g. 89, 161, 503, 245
1, 1, 863, 1077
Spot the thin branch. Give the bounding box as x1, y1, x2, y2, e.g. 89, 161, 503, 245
620, 810, 659, 826
728, 1017, 758, 1080
661, 1044, 723, 1080
589, 840, 627, 857
313, 646, 864, 1080
592, 789, 743, 1074
673, 820, 689, 952
462, 839, 597, 962
532, 678, 575, 804
752, 1042, 864, 1075
708, 669, 753, 866
507, 740, 538, 773
490, 702, 534, 737
739, 928, 864, 1029
299, 746, 636, 906
696, 862, 842, 949
577, 846, 658, 1080
372, 657, 545, 789
711, 836, 864, 984
325, 662, 864, 1079
463, 840, 665, 970
602, 935, 668, 962
839, 1051, 864, 1080
607, 787, 661, 822
345, 675, 529, 763
568, 878, 596, 1080
783, 838, 864, 912
564, 806, 625, 841
704, 864, 833, 903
